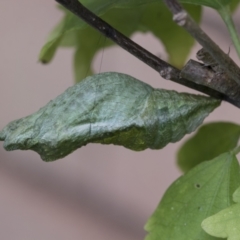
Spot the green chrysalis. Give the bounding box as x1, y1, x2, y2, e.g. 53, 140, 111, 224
0, 72, 220, 161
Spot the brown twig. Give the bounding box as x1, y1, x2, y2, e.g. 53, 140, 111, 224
181, 60, 240, 104
55, 0, 240, 107
55, 0, 179, 80
163, 0, 240, 86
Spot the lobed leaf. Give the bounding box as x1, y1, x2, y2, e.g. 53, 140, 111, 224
0, 72, 220, 161
202, 185, 240, 240
72, 6, 146, 81
39, 0, 239, 71
39, 1, 201, 81
177, 122, 240, 173
145, 152, 240, 240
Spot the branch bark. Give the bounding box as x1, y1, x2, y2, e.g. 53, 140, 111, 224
181, 60, 240, 105
163, 0, 240, 86
55, 0, 240, 108
55, 0, 179, 80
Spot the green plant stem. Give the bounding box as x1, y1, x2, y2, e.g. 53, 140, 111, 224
231, 146, 240, 155
218, 6, 240, 59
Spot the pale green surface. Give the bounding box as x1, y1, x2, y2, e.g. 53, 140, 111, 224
0, 72, 220, 161
182, 0, 232, 9
145, 152, 240, 240
202, 184, 240, 240
39, 1, 201, 81
233, 186, 240, 203
177, 122, 240, 173
218, 6, 240, 58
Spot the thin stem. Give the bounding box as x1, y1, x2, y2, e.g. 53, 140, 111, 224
218, 6, 240, 59
55, 0, 179, 80
163, 0, 240, 86
231, 146, 240, 155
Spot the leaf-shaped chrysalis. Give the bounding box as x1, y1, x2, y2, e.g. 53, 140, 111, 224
0, 72, 220, 161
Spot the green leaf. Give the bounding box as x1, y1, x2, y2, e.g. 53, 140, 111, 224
218, 5, 240, 59
229, 0, 240, 12
177, 122, 240, 173
73, 3, 201, 81
73, 6, 146, 81
202, 184, 240, 240
39, 11, 85, 63
181, 0, 232, 9
145, 152, 240, 240
233, 186, 240, 203
140, 3, 201, 68
39, 1, 201, 81
117, 0, 240, 10
0, 72, 220, 161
